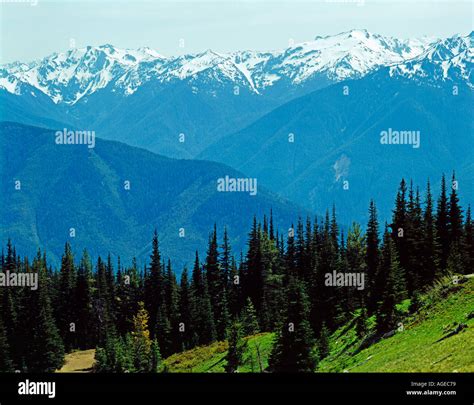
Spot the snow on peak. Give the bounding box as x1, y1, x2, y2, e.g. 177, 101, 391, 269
0, 31, 470, 104
389, 32, 473, 88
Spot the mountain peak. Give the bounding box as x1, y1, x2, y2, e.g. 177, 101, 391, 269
0, 31, 470, 104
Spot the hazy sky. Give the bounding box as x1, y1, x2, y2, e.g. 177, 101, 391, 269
1, 0, 472, 63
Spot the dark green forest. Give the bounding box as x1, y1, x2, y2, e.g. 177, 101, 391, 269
0, 173, 472, 373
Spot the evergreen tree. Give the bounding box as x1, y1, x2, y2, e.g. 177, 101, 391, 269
345, 222, 366, 310
145, 231, 164, 338
462, 206, 474, 274
206, 225, 229, 340
75, 250, 95, 349
391, 179, 409, 287
405, 184, 423, 294
225, 321, 246, 373
178, 267, 193, 349
56, 242, 77, 351
0, 316, 13, 372
245, 218, 265, 313
164, 260, 181, 354
227, 257, 241, 318
421, 181, 440, 284
131, 302, 152, 372
221, 227, 232, 286
190, 252, 216, 345
448, 172, 464, 245
366, 200, 380, 313
29, 252, 65, 372
1, 240, 20, 369
269, 277, 317, 372
150, 339, 162, 373
436, 174, 450, 271
241, 297, 260, 336
375, 227, 400, 333
318, 323, 330, 360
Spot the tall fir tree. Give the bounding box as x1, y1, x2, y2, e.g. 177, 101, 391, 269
269, 277, 317, 372
462, 206, 474, 274
29, 252, 65, 372
436, 174, 451, 271
421, 181, 440, 284
375, 227, 401, 333
145, 231, 164, 338
179, 267, 193, 349
190, 252, 216, 345
225, 321, 246, 373
56, 242, 77, 351
366, 200, 380, 313
448, 172, 464, 245
206, 225, 229, 340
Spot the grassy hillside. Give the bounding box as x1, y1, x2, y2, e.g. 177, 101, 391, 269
58, 275, 473, 373
319, 275, 474, 372
163, 333, 275, 373
163, 275, 474, 373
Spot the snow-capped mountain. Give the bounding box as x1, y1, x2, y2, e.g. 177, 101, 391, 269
389, 31, 473, 88
0, 29, 452, 105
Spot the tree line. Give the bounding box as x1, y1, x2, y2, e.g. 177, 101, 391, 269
0, 173, 472, 372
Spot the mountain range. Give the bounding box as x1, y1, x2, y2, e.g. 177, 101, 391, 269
2, 30, 471, 159
1, 29, 472, 263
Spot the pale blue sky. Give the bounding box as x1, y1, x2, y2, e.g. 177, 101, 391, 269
1, 0, 472, 63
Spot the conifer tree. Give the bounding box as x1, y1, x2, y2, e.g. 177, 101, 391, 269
145, 231, 164, 338
241, 297, 260, 336
94, 256, 116, 345
436, 174, 450, 271
150, 339, 162, 373
56, 242, 77, 351
310, 213, 337, 332
206, 225, 229, 340
448, 172, 463, 245
178, 267, 193, 349
366, 200, 380, 313
221, 227, 232, 286
245, 218, 265, 313
131, 301, 152, 372
190, 252, 216, 345
164, 260, 181, 353
405, 184, 423, 294
227, 257, 241, 318
0, 316, 13, 372
392, 179, 409, 286
462, 206, 474, 274
345, 222, 366, 309
225, 321, 246, 373
29, 252, 65, 372
318, 322, 330, 360
75, 249, 95, 349
421, 181, 439, 284
269, 277, 317, 372
1, 240, 19, 369
375, 227, 400, 333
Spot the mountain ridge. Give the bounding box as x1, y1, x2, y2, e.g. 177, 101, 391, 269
0, 29, 447, 105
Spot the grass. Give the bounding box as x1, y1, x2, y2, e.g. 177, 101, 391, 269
318, 276, 474, 372
163, 333, 275, 373
57, 349, 96, 373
